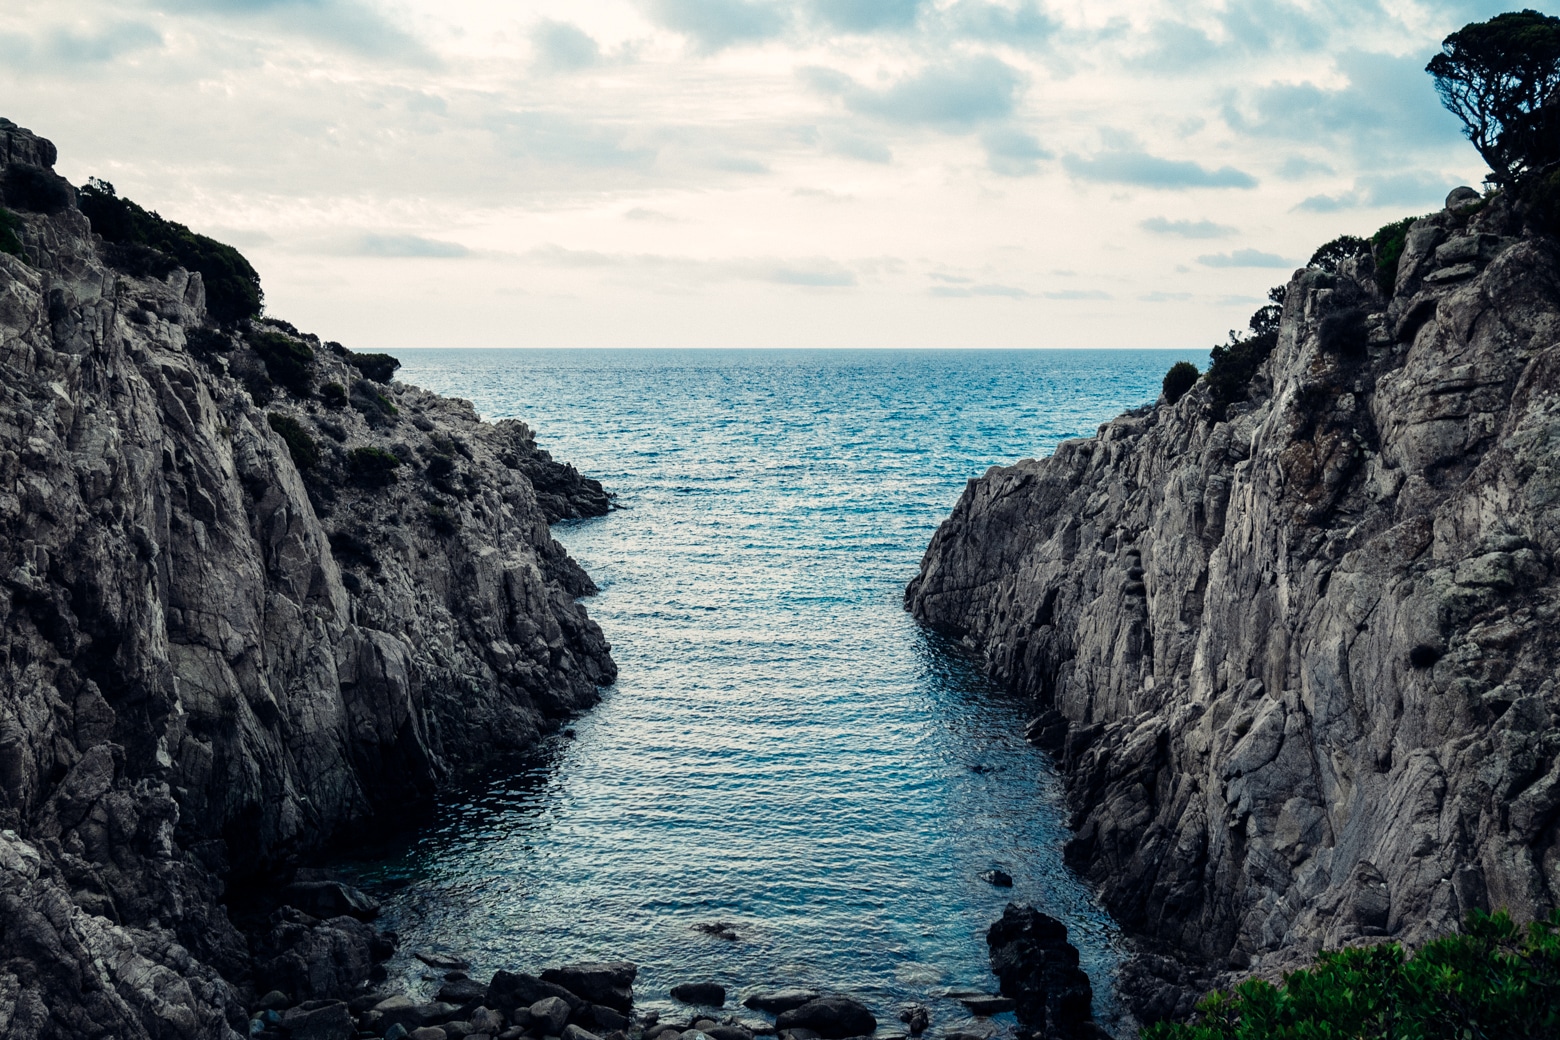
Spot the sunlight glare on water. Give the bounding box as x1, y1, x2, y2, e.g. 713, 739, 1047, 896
347, 349, 1206, 1034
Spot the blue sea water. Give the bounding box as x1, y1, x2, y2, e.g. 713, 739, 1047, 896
347, 349, 1206, 1034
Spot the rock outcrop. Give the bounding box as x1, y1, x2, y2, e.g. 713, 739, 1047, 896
909, 189, 1560, 1020
0, 118, 616, 1037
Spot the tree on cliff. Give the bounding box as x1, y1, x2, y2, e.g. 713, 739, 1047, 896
1428, 10, 1560, 186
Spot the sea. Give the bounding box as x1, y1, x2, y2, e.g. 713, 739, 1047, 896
342, 348, 1208, 1035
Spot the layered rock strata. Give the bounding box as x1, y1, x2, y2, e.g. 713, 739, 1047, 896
909, 190, 1560, 1019
0, 118, 615, 1037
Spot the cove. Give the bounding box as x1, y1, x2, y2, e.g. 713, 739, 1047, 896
344, 348, 1206, 1035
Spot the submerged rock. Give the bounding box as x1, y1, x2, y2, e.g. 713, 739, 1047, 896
742, 989, 820, 1014
671, 982, 727, 1006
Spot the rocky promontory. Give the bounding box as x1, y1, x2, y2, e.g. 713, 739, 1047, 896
908, 189, 1560, 1021
0, 117, 616, 1037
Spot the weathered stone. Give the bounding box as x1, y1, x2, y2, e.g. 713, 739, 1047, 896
281, 880, 380, 920
671, 981, 726, 1006
909, 193, 1560, 1016
774, 997, 876, 1040
541, 963, 637, 1012
741, 990, 819, 1014
440, 978, 491, 1006
488, 972, 583, 1014
986, 905, 1095, 1039
531, 997, 573, 1034
956, 995, 1015, 1016
279, 1000, 354, 1040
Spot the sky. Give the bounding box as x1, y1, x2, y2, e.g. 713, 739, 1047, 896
0, 0, 1547, 349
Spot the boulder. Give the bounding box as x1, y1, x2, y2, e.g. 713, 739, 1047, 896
956, 995, 1015, 1016
542, 963, 637, 1013
410, 1029, 449, 1040
281, 880, 381, 920
774, 997, 876, 1040
470, 1007, 506, 1034
440, 978, 491, 1006
898, 1004, 929, 1035
705, 1027, 752, 1040
581, 1004, 631, 1031
986, 904, 1095, 1039
741, 990, 819, 1014
979, 870, 1013, 887
564, 1025, 604, 1040
531, 996, 572, 1034
487, 972, 584, 1013
279, 1000, 354, 1040
671, 982, 726, 1006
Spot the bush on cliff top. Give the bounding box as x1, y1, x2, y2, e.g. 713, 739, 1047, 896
1205, 287, 1284, 419
1144, 909, 1560, 1040
1162, 361, 1199, 406
245, 328, 315, 399
347, 446, 401, 488
78, 178, 263, 325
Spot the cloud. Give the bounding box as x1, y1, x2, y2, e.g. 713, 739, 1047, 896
1295, 170, 1456, 213
163, 0, 433, 61
348, 234, 470, 258
1277, 156, 1334, 179
822, 130, 893, 163
531, 20, 601, 72
487, 112, 657, 171
1064, 149, 1258, 189
943, 1, 1055, 45
1222, 51, 1464, 162
1197, 248, 1292, 268
520, 244, 858, 287
1141, 217, 1236, 238
1046, 289, 1112, 300
644, 0, 788, 51
804, 56, 1023, 130
810, 0, 924, 32
624, 208, 678, 221
1140, 291, 1194, 302
929, 282, 1030, 297
0, 21, 163, 67
982, 128, 1050, 176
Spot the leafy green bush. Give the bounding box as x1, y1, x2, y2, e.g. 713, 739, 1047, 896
2, 165, 72, 214
347, 446, 401, 487
1206, 287, 1284, 419
245, 329, 315, 398
321, 382, 347, 409
1527, 168, 1560, 237
77, 179, 263, 325
1371, 217, 1422, 295
0, 207, 24, 258
267, 412, 320, 470
1163, 361, 1200, 405
1317, 307, 1369, 355
1144, 910, 1560, 1040
350, 378, 398, 427
344, 350, 401, 384
1308, 235, 1370, 274
426, 505, 459, 536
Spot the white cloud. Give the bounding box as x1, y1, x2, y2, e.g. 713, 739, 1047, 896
0, 0, 1507, 349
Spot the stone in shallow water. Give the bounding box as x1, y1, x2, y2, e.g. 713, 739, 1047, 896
417, 950, 472, 971
542, 963, 638, 1012
897, 1004, 929, 1034
531, 996, 572, 1034
956, 996, 1015, 1016
671, 981, 727, 1006
742, 989, 820, 1014
979, 870, 1013, 887
774, 997, 876, 1040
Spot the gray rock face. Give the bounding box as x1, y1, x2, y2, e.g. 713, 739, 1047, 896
0, 119, 615, 1037
908, 192, 1560, 1015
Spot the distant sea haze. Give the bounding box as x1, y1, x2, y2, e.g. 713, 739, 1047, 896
348, 348, 1207, 1029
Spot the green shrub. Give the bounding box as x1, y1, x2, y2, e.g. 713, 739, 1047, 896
240, 368, 274, 406
321, 382, 347, 409
267, 412, 319, 470
1308, 235, 1370, 274
1163, 361, 1200, 405
426, 504, 459, 536
347, 446, 401, 487
246, 328, 315, 398
2, 165, 73, 214
1526, 169, 1560, 237
349, 378, 398, 427
1371, 216, 1423, 295
1205, 287, 1285, 419
1318, 307, 1370, 355
344, 350, 401, 384
77, 178, 263, 325
1143, 909, 1560, 1040
0, 207, 24, 258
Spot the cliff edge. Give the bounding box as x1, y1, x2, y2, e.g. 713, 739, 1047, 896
908, 189, 1560, 1021
0, 118, 616, 1037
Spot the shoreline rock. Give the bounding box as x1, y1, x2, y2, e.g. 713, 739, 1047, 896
908, 188, 1560, 1020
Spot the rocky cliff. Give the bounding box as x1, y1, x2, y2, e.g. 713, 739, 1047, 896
0, 118, 616, 1038
909, 189, 1560, 1022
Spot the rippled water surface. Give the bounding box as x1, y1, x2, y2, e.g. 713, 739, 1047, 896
349, 349, 1206, 1032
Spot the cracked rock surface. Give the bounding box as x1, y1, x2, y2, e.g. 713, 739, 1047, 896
0, 118, 615, 1038
908, 191, 1560, 1022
